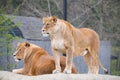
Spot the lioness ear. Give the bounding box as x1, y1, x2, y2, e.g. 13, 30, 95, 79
42, 17, 45, 21
51, 16, 57, 22
17, 42, 21, 46
42, 17, 48, 21
25, 42, 30, 47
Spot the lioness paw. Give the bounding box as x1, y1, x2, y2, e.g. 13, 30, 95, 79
12, 69, 18, 73
52, 69, 61, 74
63, 69, 71, 74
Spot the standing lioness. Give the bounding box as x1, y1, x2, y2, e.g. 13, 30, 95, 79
42, 16, 107, 74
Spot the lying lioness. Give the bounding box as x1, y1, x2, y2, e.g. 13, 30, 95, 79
42, 16, 107, 74
12, 42, 78, 76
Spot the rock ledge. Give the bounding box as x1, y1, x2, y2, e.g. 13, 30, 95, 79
0, 71, 120, 80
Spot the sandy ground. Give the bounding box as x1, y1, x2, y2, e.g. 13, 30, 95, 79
0, 71, 120, 80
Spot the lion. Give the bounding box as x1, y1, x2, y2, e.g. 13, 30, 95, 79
41, 16, 108, 74
12, 42, 78, 76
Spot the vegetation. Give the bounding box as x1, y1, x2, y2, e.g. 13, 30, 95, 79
0, 15, 20, 70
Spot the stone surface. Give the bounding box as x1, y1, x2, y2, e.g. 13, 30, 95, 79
0, 71, 120, 80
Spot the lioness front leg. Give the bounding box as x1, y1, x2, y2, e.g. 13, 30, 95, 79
63, 48, 73, 74
52, 50, 61, 74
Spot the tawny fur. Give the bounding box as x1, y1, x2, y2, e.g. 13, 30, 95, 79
42, 16, 107, 74
12, 42, 78, 76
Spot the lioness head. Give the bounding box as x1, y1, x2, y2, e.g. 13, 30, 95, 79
42, 16, 57, 37
13, 42, 30, 62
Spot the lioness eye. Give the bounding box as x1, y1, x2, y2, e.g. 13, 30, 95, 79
47, 24, 49, 26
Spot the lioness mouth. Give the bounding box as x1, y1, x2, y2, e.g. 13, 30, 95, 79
18, 59, 21, 61
42, 33, 49, 37
14, 58, 21, 62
